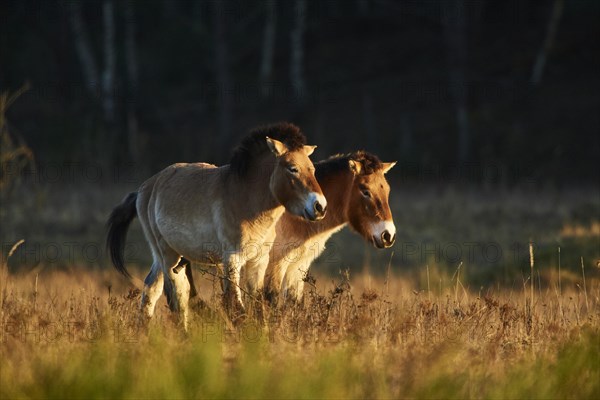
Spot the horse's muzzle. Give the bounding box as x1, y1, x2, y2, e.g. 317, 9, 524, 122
304, 204, 326, 221
304, 193, 327, 221
313, 200, 327, 220
371, 221, 396, 248
381, 230, 396, 248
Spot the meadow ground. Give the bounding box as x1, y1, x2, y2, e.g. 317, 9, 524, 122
0, 262, 599, 399
1, 183, 599, 398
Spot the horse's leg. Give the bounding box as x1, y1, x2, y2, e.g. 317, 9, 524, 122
159, 245, 190, 329
243, 255, 270, 296
222, 251, 245, 320
263, 241, 291, 306
241, 255, 270, 322
240, 257, 256, 299
140, 261, 164, 319
148, 203, 190, 329
183, 259, 198, 298
137, 187, 166, 321
143, 185, 189, 328
165, 253, 190, 328
281, 260, 308, 303
248, 231, 275, 295
164, 258, 196, 308
254, 234, 275, 294
263, 258, 287, 307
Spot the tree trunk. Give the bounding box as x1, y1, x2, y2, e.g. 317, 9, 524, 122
443, 0, 470, 163
68, 2, 99, 97
212, 0, 233, 156
259, 0, 277, 98
290, 0, 307, 106
102, 0, 116, 125
531, 0, 564, 85
124, 0, 141, 167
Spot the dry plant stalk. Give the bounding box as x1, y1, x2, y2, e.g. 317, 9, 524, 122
529, 241, 535, 308
581, 256, 589, 312
1, 239, 25, 312
558, 246, 562, 295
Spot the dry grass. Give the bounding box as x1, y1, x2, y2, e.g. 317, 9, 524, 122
1, 262, 598, 399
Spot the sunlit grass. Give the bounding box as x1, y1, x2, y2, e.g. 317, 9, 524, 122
1, 267, 598, 399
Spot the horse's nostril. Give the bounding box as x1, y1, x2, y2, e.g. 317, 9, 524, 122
382, 230, 391, 243
390, 234, 396, 244
315, 201, 324, 214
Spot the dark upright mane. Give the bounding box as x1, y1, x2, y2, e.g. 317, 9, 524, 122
229, 122, 307, 177
316, 150, 383, 179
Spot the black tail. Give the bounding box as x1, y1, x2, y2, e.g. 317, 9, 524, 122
106, 192, 138, 278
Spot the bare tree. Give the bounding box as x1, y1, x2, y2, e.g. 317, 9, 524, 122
443, 0, 470, 163
102, 0, 116, 124
69, 1, 115, 162
259, 0, 277, 98
69, 1, 115, 126
68, 2, 99, 97
124, 0, 141, 166
212, 0, 233, 155
290, 0, 307, 105
531, 0, 564, 85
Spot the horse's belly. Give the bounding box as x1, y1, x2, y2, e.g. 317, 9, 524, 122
156, 214, 223, 261
173, 230, 224, 264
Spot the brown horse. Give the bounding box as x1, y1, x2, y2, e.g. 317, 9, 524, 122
107, 123, 326, 328
258, 151, 395, 304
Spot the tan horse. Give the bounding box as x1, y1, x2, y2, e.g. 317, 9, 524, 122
107, 123, 326, 328
258, 151, 396, 304
178, 151, 395, 308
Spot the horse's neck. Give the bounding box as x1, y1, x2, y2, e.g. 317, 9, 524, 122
319, 168, 354, 228
227, 156, 282, 222
278, 167, 352, 240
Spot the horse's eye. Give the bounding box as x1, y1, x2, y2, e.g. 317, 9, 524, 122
361, 189, 371, 198
287, 165, 299, 174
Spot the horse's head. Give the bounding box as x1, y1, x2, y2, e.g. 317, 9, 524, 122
347, 159, 396, 248
266, 137, 327, 221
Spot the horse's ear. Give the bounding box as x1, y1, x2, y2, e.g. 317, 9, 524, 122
303, 145, 317, 156
348, 159, 362, 175
266, 136, 288, 156
381, 162, 397, 174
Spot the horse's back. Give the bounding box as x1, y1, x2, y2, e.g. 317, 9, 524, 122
148, 162, 224, 193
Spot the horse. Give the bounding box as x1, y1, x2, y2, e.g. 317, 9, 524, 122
178, 151, 395, 308
258, 151, 396, 304
106, 122, 327, 328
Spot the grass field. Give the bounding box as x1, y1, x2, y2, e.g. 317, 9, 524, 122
1, 184, 599, 399
1, 262, 598, 398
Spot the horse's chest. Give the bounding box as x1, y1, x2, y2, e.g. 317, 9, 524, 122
292, 226, 346, 264
239, 213, 280, 243
303, 233, 330, 260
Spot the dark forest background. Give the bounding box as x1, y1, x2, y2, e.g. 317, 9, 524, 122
2, 0, 599, 186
